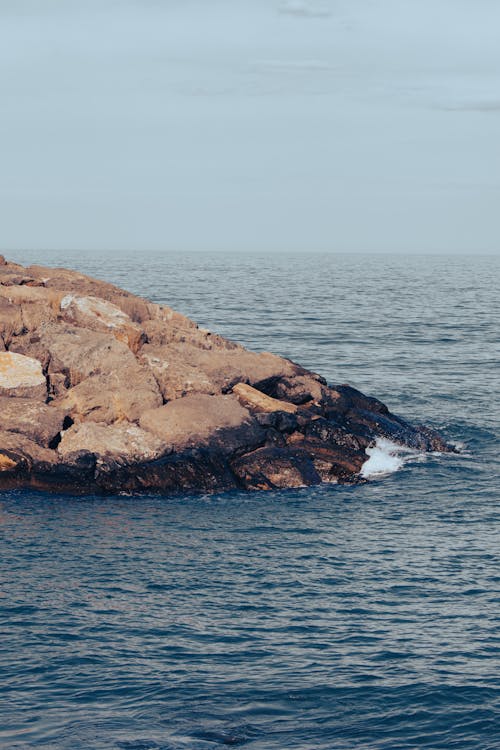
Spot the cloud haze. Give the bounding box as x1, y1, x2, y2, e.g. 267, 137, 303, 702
1, 0, 499, 253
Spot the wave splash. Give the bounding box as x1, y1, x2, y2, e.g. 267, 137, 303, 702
360, 438, 421, 479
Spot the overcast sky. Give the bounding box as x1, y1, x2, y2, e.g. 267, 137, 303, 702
1, 0, 499, 254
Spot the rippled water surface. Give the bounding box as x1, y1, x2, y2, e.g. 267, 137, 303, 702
1, 252, 499, 749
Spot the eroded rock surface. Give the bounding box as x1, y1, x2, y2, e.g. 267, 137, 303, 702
0, 257, 452, 494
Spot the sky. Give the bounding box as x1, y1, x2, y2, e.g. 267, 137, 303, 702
1, 0, 499, 254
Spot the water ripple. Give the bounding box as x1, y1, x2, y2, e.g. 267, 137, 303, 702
1, 252, 499, 748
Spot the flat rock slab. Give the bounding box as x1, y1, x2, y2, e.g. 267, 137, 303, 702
0, 352, 47, 400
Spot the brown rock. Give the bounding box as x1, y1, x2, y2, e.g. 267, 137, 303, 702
0, 283, 63, 308
58, 421, 163, 461
26, 264, 154, 323
139, 393, 255, 450
140, 342, 299, 401
37, 326, 145, 388
55, 370, 162, 424
0, 285, 61, 337
254, 372, 328, 405
0, 430, 58, 473
231, 445, 321, 490
139, 347, 217, 400
0, 352, 47, 400
142, 313, 240, 355
232, 382, 297, 414
59, 294, 145, 353
0, 453, 17, 471
0, 397, 68, 447
0, 296, 24, 346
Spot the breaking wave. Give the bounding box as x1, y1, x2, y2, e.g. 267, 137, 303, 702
360, 438, 420, 478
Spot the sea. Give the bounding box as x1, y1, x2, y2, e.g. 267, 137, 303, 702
1, 251, 499, 750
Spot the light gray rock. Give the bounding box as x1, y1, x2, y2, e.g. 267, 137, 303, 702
0, 352, 47, 400
58, 421, 163, 461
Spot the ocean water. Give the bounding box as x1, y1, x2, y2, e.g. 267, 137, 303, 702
1, 251, 499, 750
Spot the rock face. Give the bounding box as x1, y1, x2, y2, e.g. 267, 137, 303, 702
0, 257, 452, 494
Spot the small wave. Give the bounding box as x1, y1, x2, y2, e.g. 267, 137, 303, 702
360, 438, 420, 479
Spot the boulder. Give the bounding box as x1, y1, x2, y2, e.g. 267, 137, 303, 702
30, 325, 144, 388
139, 347, 218, 400
0, 352, 47, 400
231, 445, 321, 490
60, 294, 145, 353
54, 371, 162, 424
139, 342, 300, 401
58, 422, 163, 462
0, 397, 68, 447
255, 373, 328, 405
139, 393, 263, 452
0, 429, 58, 488
232, 382, 297, 414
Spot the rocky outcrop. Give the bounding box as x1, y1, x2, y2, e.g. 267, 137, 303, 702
0, 256, 452, 494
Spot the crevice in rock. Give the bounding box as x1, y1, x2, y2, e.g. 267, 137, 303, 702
43, 354, 52, 403
48, 432, 62, 450
62, 416, 74, 431
144, 366, 166, 404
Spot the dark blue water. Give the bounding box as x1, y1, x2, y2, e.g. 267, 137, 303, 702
1, 252, 499, 749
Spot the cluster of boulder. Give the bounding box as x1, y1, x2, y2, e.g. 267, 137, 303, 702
0, 255, 451, 494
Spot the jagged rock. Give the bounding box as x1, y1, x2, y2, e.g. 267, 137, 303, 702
139, 343, 299, 400
0, 256, 453, 494
0, 352, 47, 400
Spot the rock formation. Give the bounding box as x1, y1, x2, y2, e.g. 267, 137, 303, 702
0, 255, 451, 494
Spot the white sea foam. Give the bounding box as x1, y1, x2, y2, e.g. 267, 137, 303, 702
360, 438, 418, 479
